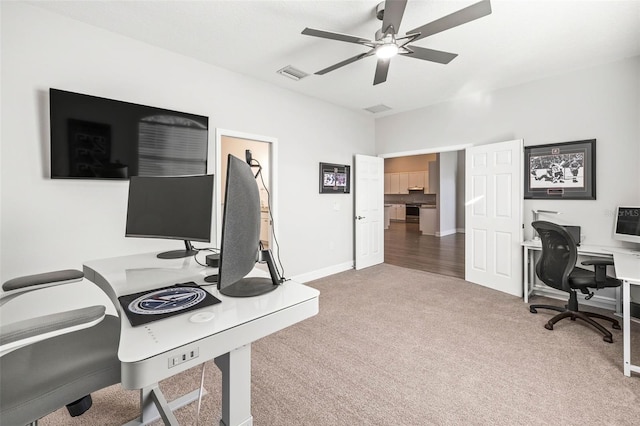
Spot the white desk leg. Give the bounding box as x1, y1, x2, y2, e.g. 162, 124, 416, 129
125, 385, 206, 426
215, 344, 254, 426
623, 280, 631, 377
523, 246, 529, 303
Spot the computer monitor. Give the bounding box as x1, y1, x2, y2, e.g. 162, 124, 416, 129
613, 206, 640, 244
217, 154, 279, 297
125, 174, 214, 259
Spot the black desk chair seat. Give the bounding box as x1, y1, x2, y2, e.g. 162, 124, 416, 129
529, 221, 622, 343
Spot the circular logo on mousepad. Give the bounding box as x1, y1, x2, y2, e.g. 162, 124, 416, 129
128, 286, 208, 315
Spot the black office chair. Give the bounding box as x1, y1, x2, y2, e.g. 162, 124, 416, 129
0, 269, 121, 425
529, 221, 622, 343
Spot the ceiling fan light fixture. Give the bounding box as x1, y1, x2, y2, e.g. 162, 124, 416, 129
376, 43, 398, 59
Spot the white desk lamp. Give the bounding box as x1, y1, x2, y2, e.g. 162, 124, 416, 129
532, 209, 561, 241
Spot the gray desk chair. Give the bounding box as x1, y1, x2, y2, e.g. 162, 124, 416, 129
0, 269, 121, 425
529, 221, 622, 343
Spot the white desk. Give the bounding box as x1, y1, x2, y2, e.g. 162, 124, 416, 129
83, 252, 320, 425
522, 240, 619, 309
613, 251, 640, 377
523, 240, 640, 377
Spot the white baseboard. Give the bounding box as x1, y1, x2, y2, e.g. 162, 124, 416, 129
456, 228, 465, 233
436, 229, 457, 237
291, 261, 353, 284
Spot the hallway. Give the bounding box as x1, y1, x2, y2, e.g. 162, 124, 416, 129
384, 222, 465, 279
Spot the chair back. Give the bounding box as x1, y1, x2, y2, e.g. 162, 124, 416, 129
532, 221, 578, 293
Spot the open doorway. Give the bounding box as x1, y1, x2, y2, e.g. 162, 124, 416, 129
216, 130, 277, 252
382, 149, 466, 279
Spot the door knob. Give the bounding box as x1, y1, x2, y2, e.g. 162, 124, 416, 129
356, 215, 365, 220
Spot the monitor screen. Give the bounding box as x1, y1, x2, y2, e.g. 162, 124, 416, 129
217, 154, 279, 297
50, 88, 208, 179
613, 206, 640, 244
125, 174, 214, 259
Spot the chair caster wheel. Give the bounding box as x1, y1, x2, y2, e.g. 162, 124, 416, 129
544, 323, 554, 331
603, 335, 613, 343
530, 307, 537, 314
612, 323, 621, 330
66, 395, 92, 417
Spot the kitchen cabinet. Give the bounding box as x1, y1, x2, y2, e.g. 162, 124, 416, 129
384, 169, 429, 194
386, 173, 408, 194
260, 211, 269, 243
419, 207, 437, 235
384, 205, 391, 229
398, 174, 409, 194
423, 170, 429, 193
389, 204, 406, 221
408, 172, 424, 189
389, 204, 407, 221
388, 173, 400, 194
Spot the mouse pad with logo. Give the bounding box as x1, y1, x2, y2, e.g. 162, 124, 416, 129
118, 282, 221, 327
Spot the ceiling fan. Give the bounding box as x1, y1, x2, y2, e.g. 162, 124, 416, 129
301, 0, 492, 85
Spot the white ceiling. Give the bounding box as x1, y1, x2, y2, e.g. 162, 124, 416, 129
30, 0, 640, 117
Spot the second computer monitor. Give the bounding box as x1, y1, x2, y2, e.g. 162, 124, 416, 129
217, 154, 278, 297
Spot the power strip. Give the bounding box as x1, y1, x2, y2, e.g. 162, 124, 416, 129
168, 347, 199, 368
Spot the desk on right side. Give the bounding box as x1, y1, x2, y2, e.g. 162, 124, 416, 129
523, 240, 640, 377
613, 251, 640, 377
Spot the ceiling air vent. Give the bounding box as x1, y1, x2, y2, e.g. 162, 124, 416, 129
364, 104, 392, 114
276, 65, 309, 81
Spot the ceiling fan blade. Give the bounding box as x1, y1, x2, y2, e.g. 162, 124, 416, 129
401, 46, 458, 64
302, 27, 372, 45
373, 58, 391, 85
315, 50, 375, 75
381, 0, 408, 35
407, 0, 492, 42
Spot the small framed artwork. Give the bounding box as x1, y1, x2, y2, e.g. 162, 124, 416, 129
524, 139, 596, 200
319, 162, 350, 194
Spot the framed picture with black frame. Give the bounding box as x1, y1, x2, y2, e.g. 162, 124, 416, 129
319, 162, 350, 194
524, 139, 596, 200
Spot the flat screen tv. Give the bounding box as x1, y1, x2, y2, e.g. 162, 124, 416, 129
50, 88, 208, 179
613, 206, 640, 245
217, 154, 280, 297
125, 174, 214, 259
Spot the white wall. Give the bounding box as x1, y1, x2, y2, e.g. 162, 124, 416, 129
0, 2, 374, 286
376, 56, 640, 247
437, 151, 457, 237
456, 151, 465, 231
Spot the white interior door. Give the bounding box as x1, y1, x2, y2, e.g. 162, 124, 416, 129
465, 139, 523, 296
355, 154, 384, 270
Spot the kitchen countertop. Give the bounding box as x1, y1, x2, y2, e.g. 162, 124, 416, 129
420, 205, 437, 209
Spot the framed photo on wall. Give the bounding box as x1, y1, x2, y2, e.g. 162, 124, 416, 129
319, 162, 350, 194
524, 139, 596, 200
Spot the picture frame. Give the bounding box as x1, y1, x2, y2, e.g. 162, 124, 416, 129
319, 162, 350, 194
524, 139, 596, 200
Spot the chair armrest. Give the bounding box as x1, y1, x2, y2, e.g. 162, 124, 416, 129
0, 305, 106, 357
580, 259, 613, 267
579, 259, 613, 287
1, 269, 84, 307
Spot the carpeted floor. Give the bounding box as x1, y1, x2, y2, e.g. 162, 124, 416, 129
40, 264, 640, 425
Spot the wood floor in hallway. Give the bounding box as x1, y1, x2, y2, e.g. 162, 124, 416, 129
384, 221, 465, 279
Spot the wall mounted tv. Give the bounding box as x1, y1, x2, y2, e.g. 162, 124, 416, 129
50, 88, 209, 179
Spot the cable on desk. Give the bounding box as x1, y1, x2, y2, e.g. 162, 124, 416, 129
193, 247, 219, 267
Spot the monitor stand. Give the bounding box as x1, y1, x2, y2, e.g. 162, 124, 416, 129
157, 240, 198, 259
219, 277, 279, 297
219, 250, 281, 297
